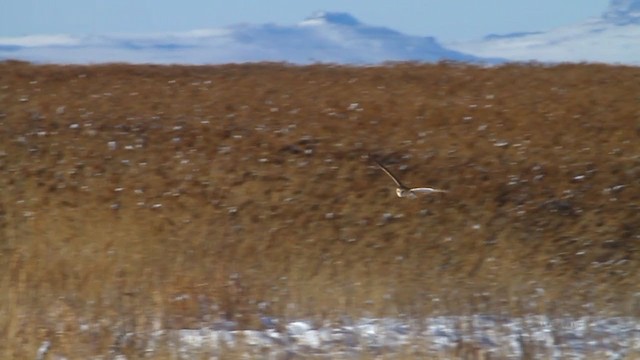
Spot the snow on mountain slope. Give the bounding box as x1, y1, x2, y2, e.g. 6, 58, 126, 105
604, 0, 640, 24
0, 12, 490, 65
447, 0, 640, 65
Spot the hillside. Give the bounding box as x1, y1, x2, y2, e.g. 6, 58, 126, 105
1, 61, 639, 357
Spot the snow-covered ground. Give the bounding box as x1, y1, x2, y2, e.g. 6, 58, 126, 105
168, 316, 639, 358
36, 315, 638, 359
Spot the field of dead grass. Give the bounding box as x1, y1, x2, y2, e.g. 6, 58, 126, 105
1, 60, 639, 358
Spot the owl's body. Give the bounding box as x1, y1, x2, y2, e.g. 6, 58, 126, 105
373, 158, 447, 198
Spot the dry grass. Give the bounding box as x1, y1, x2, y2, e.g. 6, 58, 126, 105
1, 60, 639, 358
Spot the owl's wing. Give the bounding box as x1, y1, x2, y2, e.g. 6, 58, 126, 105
373, 159, 405, 188
409, 187, 448, 194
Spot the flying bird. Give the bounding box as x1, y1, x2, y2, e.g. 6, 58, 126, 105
372, 158, 448, 198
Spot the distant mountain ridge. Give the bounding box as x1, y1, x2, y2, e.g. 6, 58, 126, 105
0, 11, 492, 65
1, 2, 638, 66
448, 0, 640, 65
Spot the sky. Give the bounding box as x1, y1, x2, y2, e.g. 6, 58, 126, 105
1, 0, 611, 42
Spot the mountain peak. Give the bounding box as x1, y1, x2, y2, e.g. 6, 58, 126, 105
299, 11, 361, 26
603, 0, 640, 24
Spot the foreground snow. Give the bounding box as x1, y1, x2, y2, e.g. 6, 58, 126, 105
86, 315, 639, 359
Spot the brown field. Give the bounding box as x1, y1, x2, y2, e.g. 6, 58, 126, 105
1, 60, 639, 358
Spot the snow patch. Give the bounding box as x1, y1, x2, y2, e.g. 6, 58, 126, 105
157, 316, 640, 359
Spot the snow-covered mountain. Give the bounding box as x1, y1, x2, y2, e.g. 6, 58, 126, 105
603, 0, 640, 24
447, 0, 640, 65
0, 12, 490, 65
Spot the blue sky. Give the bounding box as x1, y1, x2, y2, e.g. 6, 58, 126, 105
1, 0, 611, 41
